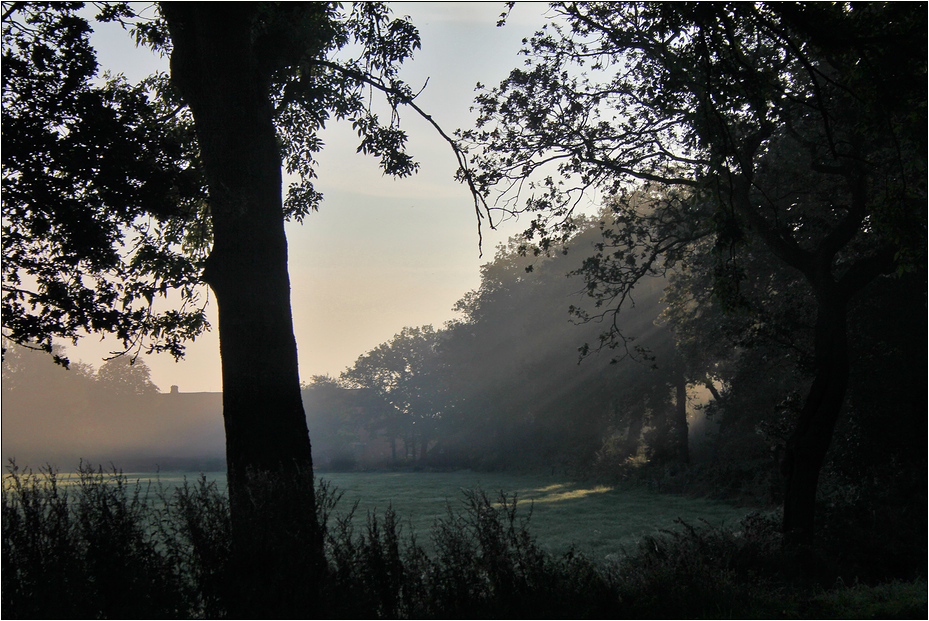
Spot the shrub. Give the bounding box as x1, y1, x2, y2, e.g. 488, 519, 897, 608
2, 462, 188, 618
610, 513, 793, 618
3, 462, 923, 619
154, 474, 232, 618
319, 487, 621, 619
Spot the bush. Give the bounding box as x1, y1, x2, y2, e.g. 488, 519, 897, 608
611, 514, 791, 618
1, 462, 188, 618
154, 474, 232, 618
3, 462, 924, 619
320, 488, 620, 618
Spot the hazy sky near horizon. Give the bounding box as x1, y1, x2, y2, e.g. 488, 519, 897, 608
65, 2, 574, 393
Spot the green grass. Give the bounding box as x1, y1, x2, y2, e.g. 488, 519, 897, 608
317, 470, 754, 559
803, 579, 928, 619
4, 466, 924, 619
13, 469, 753, 560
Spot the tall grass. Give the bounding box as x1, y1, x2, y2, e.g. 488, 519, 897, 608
2, 462, 925, 619
1, 462, 188, 618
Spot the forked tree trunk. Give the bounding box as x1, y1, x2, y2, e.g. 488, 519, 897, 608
781, 297, 850, 546
729, 171, 891, 548
162, 5, 321, 616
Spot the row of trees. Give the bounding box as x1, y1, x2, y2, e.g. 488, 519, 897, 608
2, 342, 160, 397
462, 1, 926, 545
315, 196, 922, 511
317, 215, 694, 473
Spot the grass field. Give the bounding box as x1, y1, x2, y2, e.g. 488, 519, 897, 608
317, 470, 754, 560
12, 468, 755, 561
6, 467, 925, 619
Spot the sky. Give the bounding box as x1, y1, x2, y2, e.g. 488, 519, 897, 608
67, 2, 566, 393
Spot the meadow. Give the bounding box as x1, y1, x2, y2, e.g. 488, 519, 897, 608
35, 468, 753, 559
4, 465, 925, 619
317, 470, 753, 559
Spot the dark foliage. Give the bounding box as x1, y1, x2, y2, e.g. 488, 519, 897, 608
4, 464, 925, 619
322, 489, 621, 619
2, 3, 210, 365
464, 0, 926, 545
1, 463, 188, 618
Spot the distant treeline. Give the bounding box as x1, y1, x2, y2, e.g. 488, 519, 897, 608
308, 212, 926, 513
3, 213, 925, 517
1, 346, 227, 471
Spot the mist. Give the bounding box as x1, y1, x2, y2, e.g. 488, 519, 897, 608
1, 215, 689, 474
1, 347, 225, 471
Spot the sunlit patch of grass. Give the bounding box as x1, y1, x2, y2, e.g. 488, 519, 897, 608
515, 483, 613, 503
319, 471, 752, 560
530, 483, 570, 493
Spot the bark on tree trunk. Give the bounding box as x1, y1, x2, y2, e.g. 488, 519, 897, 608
673, 373, 689, 464
781, 297, 850, 546
162, 5, 321, 615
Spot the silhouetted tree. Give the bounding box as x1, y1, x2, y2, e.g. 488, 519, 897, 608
466, 2, 926, 545
342, 326, 445, 462
95, 356, 159, 396
3, 3, 476, 614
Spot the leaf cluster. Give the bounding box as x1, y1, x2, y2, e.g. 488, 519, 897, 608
2, 3, 209, 365
2, 2, 434, 365
266, 2, 425, 219
464, 1, 926, 360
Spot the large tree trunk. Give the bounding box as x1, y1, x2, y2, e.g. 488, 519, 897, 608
730, 170, 889, 548
672, 371, 689, 464
781, 297, 849, 546
162, 5, 321, 615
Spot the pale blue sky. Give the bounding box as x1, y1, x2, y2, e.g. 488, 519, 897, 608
71, 2, 561, 392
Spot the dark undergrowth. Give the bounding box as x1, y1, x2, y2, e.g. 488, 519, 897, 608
2, 462, 925, 619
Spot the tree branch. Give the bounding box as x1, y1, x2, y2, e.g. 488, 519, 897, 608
1, 2, 26, 23
314, 58, 492, 254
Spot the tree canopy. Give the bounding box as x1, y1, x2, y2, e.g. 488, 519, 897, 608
342, 325, 446, 461
333, 217, 687, 472
465, 1, 926, 544
2, 3, 474, 615
1, 2, 462, 365
2, 2, 208, 366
